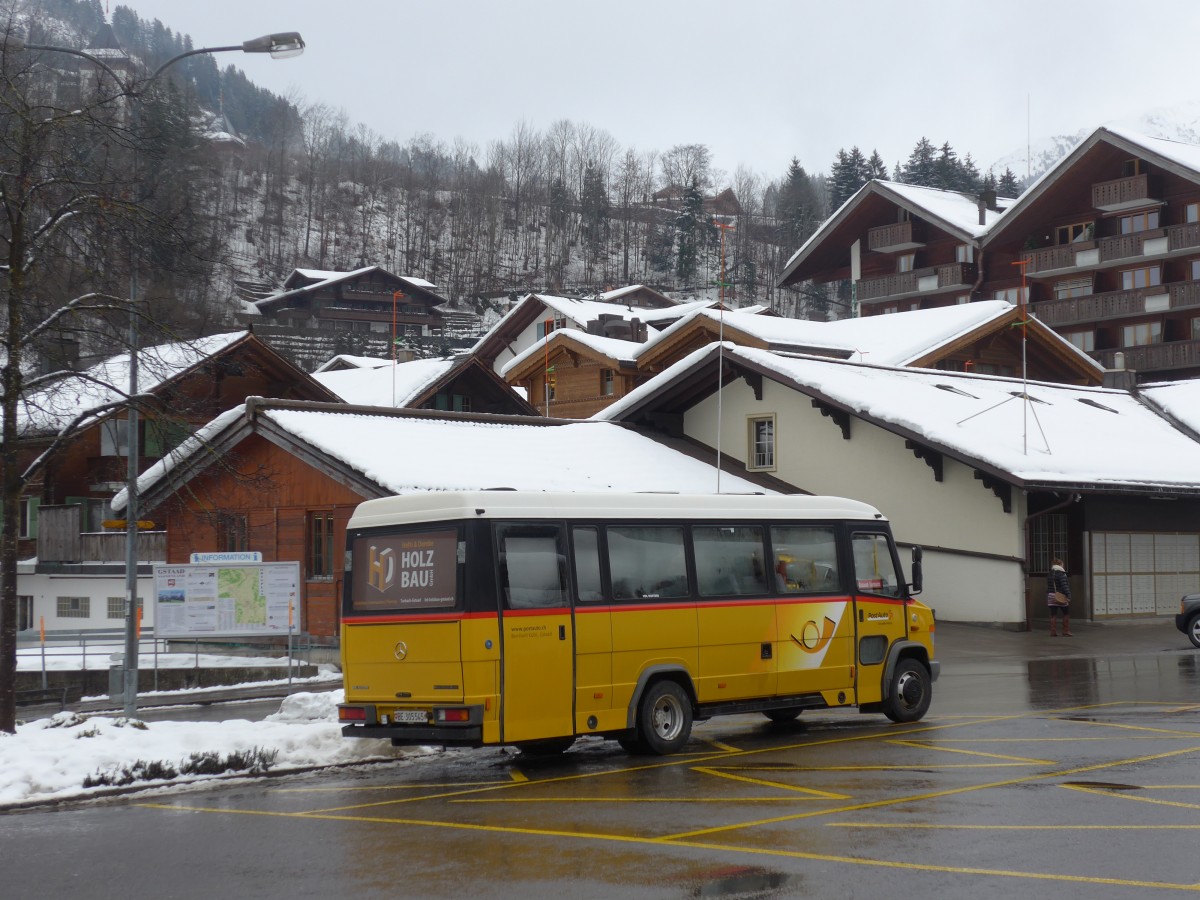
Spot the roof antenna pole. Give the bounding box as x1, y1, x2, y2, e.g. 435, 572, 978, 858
714, 219, 735, 493
391, 291, 404, 407
1014, 259, 1029, 454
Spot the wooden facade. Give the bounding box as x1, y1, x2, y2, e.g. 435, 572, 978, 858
505, 333, 644, 419
23, 333, 340, 567
153, 434, 363, 637
248, 267, 448, 338
780, 127, 1200, 382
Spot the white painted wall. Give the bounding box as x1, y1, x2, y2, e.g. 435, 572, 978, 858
685, 376, 1028, 624
17, 571, 156, 635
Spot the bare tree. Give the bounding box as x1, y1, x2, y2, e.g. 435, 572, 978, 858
659, 143, 713, 193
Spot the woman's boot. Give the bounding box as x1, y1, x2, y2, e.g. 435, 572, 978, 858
1063, 615, 1072, 637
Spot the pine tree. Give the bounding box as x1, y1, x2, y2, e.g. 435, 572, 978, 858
958, 154, 981, 193
674, 180, 712, 283
866, 150, 888, 181
997, 167, 1022, 197
900, 137, 938, 186
579, 162, 609, 255
779, 158, 821, 243
935, 142, 958, 190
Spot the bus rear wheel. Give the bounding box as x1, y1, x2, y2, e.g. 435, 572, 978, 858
883, 658, 931, 723
636, 680, 693, 755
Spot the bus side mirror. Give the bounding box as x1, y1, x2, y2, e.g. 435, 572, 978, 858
909, 546, 923, 596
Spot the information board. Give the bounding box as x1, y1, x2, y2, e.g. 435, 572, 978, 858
153, 561, 301, 637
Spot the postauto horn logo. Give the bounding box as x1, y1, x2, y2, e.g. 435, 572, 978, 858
368, 545, 395, 592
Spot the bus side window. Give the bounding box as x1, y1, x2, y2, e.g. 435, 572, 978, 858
694, 525, 767, 597
607, 525, 688, 600
498, 525, 568, 609
770, 526, 840, 593
572, 526, 604, 602
851, 532, 901, 598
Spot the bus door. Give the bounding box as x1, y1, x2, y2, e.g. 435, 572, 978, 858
496, 522, 575, 743
850, 530, 908, 706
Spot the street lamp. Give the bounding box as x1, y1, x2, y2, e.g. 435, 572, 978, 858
6, 29, 304, 717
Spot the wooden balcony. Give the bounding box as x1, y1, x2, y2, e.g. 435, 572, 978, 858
1094, 338, 1200, 374
867, 221, 923, 253
1092, 173, 1157, 212
857, 262, 974, 302
1020, 222, 1200, 275
36, 504, 166, 564
1031, 280, 1200, 327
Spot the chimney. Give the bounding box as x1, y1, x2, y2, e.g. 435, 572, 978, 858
1102, 352, 1138, 390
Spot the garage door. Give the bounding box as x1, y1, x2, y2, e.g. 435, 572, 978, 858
1091, 532, 1200, 616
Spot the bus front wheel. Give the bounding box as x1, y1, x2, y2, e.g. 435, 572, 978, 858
636, 680, 693, 755
883, 658, 932, 723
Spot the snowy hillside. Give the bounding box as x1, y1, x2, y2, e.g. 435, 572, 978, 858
990, 100, 1200, 187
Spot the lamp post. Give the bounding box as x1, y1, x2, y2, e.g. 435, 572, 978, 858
9, 30, 304, 717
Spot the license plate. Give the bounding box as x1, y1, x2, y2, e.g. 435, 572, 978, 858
394, 710, 427, 724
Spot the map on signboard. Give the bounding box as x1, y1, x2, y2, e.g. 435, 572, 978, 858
219, 567, 266, 625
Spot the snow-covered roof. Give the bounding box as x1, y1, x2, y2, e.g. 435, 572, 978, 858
1139, 379, 1200, 436
117, 403, 771, 510
599, 343, 1200, 492
312, 358, 459, 407
637, 300, 1077, 370
501, 331, 641, 378
780, 179, 1015, 284
312, 354, 394, 373
12, 332, 248, 437
258, 267, 445, 310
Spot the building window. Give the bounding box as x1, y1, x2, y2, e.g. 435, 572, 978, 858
546, 374, 556, 401
100, 418, 131, 457
955, 245, 973, 264
897, 253, 915, 274
1055, 221, 1093, 245
57, 596, 89, 618
993, 287, 1026, 304
1193, 318, 1200, 340
1064, 330, 1095, 352
600, 369, 615, 396
1054, 277, 1093, 301
1029, 514, 1068, 575
1121, 159, 1144, 177
1192, 259, 1200, 281
1119, 210, 1160, 234
107, 596, 142, 619
19, 497, 39, 539
308, 511, 335, 580
1123, 321, 1162, 347
536, 316, 567, 339
1121, 266, 1161, 290
1187, 203, 1200, 224
217, 513, 248, 553
747, 416, 775, 471
18, 596, 33, 631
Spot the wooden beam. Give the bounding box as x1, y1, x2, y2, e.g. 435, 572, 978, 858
974, 469, 1012, 513
811, 399, 850, 440
905, 439, 943, 482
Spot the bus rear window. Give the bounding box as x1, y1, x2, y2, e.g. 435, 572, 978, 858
349, 529, 459, 612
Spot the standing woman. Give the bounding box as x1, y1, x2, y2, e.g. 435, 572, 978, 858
1047, 557, 1072, 636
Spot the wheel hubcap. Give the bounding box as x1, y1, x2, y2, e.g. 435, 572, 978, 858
653, 698, 681, 739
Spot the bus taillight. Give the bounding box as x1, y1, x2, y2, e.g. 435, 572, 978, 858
339, 706, 367, 722
436, 708, 470, 722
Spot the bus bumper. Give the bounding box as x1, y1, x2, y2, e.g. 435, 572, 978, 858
341, 722, 484, 745
339, 702, 486, 746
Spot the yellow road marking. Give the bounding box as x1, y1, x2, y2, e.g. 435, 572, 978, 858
829, 821, 1200, 830
691, 766, 849, 798
133, 801, 1200, 892
1061, 783, 1200, 812
663, 743, 1200, 840
451, 796, 805, 803
885, 739, 1053, 764
509, 769, 528, 783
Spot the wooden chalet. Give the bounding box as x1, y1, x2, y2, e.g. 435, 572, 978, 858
780, 126, 1200, 382
258, 266, 448, 333
24, 332, 340, 575
597, 284, 676, 308
503, 331, 643, 419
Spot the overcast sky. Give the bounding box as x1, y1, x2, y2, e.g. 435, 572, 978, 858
116, 0, 1200, 185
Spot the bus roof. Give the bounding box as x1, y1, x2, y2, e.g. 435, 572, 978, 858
348, 491, 887, 530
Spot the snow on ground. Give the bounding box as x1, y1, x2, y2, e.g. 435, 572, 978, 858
2, 645, 419, 809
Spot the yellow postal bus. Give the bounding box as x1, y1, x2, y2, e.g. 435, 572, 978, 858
338, 491, 938, 755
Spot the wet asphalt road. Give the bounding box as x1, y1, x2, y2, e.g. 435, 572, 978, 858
3, 619, 1199, 899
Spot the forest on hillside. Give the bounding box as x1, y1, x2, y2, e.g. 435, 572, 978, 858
17, 0, 1026, 329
